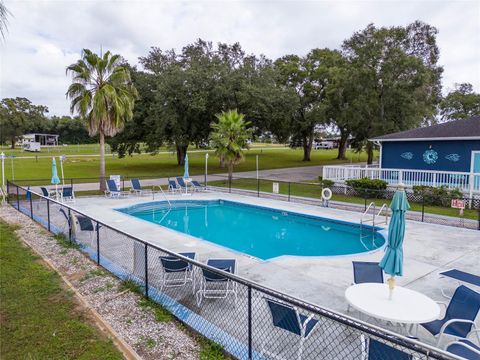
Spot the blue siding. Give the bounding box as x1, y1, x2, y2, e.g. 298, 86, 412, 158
381, 140, 480, 172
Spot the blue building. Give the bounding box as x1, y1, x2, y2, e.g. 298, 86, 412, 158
373, 117, 480, 174
323, 117, 480, 196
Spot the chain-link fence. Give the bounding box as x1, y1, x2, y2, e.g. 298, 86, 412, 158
206, 174, 480, 231
6, 180, 462, 360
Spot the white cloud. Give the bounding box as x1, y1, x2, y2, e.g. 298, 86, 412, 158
1, 0, 479, 116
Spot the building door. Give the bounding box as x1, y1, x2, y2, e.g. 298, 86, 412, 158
471, 151, 480, 192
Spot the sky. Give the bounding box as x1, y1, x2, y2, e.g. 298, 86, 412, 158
1, 0, 479, 116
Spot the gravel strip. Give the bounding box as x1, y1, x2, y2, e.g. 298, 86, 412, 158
0, 205, 200, 360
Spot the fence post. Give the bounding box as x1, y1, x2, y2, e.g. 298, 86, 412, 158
364, 196, 367, 211
47, 199, 51, 232
144, 243, 149, 299
16, 186, 19, 210
257, 179, 260, 198
68, 208, 72, 242
248, 285, 252, 360
29, 191, 33, 219
70, 178, 73, 189
229, 177, 232, 193
421, 196, 425, 222
288, 182, 291, 202
96, 223, 100, 265
477, 207, 480, 231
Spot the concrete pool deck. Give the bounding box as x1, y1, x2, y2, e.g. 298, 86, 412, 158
68, 191, 480, 317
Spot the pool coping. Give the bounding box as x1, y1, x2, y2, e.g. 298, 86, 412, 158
113, 198, 388, 263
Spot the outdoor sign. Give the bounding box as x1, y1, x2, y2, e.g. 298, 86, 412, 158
273, 182, 279, 194
451, 199, 465, 209
451, 199, 465, 216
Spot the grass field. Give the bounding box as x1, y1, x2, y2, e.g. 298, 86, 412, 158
0, 142, 284, 157
0, 143, 113, 156
212, 178, 478, 220
4, 147, 372, 181
0, 221, 123, 359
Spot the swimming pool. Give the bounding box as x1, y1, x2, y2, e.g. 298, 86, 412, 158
117, 200, 385, 260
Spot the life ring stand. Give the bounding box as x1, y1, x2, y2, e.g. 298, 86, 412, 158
321, 187, 332, 201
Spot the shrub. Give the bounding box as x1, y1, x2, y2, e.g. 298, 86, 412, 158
413, 185, 463, 207
318, 178, 334, 188
345, 178, 387, 198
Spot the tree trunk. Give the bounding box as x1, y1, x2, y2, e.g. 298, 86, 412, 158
10, 137, 15, 149
366, 142, 374, 165
227, 162, 234, 183
176, 144, 188, 166
99, 131, 106, 192
219, 156, 225, 168
337, 133, 348, 160
302, 133, 313, 161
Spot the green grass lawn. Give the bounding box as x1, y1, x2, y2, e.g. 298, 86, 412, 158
0, 221, 124, 360
6, 147, 373, 182
0, 143, 113, 156
213, 178, 477, 220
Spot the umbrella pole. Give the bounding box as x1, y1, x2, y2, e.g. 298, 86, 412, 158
387, 276, 396, 300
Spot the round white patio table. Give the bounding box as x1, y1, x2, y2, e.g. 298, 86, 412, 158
345, 283, 440, 334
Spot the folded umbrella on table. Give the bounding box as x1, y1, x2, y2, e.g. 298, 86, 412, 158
379, 184, 410, 300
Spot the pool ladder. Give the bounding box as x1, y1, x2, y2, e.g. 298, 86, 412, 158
152, 185, 171, 208
360, 203, 389, 246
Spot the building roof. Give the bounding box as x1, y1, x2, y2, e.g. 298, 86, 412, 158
371, 116, 480, 142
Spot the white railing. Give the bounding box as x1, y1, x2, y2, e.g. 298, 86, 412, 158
322, 165, 480, 196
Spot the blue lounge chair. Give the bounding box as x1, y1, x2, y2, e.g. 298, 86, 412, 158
105, 179, 128, 198
421, 285, 480, 346
159, 252, 196, 292
261, 298, 319, 360
61, 187, 75, 203
40, 186, 56, 199
439, 269, 480, 298
367, 339, 412, 360
191, 180, 206, 192
196, 259, 237, 306
168, 180, 179, 194
130, 178, 152, 196
446, 332, 480, 360
176, 177, 188, 191
353, 261, 384, 284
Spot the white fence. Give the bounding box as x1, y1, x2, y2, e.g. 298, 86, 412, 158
323, 166, 480, 196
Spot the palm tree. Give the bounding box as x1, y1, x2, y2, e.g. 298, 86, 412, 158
210, 110, 252, 182
66, 49, 137, 191
1, 1, 11, 39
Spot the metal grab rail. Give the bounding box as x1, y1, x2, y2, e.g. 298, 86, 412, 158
361, 202, 376, 225
376, 203, 389, 226
152, 185, 171, 207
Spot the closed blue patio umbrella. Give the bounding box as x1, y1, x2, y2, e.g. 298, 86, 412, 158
51, 157, 61, 200
183, 154, 189, 179
379, 184, 410, 299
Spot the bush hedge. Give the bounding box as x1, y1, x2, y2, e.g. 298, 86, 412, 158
412, 185, 463, 207
345, 178, 388, 198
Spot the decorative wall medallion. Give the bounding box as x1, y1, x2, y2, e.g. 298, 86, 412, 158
400, 152, 414, 160
445, 153, 460, 162
423, 149, 438, 164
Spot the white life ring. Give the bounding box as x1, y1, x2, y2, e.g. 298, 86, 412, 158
321, 187, 332, 201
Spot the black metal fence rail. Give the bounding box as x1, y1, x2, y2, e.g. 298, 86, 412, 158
6, 180, 460, 360
206, 174, 480, 231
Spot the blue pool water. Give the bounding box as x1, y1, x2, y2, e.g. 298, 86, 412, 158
117, 200, 385, 260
